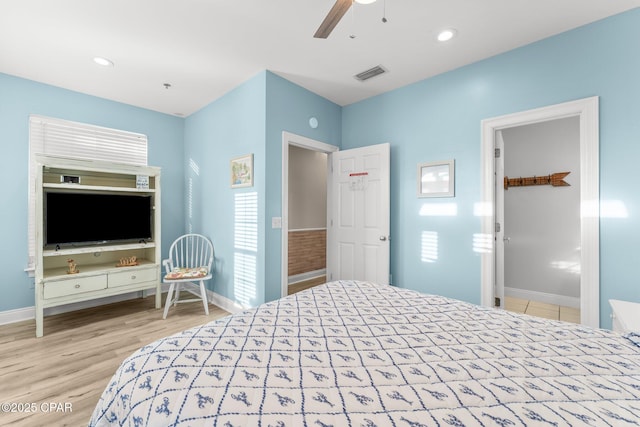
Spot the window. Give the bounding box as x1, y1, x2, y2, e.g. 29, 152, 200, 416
27, 115, 148, 269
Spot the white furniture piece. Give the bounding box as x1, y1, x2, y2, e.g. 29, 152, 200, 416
162, 234, 214, 319
609, 299, 640, 333
34, 155, 161, 337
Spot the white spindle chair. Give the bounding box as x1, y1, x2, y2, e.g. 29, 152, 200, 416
162, 234, 214, 319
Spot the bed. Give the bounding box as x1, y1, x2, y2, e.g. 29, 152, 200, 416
89, 280, 640, 426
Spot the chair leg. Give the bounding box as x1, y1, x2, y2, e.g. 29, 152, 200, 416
163, 283, 175, 319
174, 284, 181, 306
199, 280, 209, 316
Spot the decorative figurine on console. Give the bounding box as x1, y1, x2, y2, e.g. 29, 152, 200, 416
116, 256, 139, 267
66, 259, 79, 274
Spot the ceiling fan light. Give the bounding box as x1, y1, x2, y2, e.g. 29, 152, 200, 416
437, 29, 457, 42
355, 0, 377, 4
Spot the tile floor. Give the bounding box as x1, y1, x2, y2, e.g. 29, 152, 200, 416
504, 296, 581, 324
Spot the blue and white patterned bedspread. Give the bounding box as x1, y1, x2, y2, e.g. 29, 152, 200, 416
90, 280, 640, 426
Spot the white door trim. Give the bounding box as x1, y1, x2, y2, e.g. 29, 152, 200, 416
281, 131, 339, 298
494, 130, 506, 309
480, 96, 600, 328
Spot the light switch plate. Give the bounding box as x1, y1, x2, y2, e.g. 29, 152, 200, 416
272, 217, 282, 229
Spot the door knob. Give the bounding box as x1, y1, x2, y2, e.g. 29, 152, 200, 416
503, 237, 511, 243
379, 236, 387, 241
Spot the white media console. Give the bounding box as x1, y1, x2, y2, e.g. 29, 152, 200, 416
34, 156, 161, 337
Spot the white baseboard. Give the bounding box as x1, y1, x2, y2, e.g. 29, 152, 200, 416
0, 283, 250, 327
505, 287, 580, 309
288, 269, 326, 285
0, 290, 154, 326
205, 290, 248, 315
0, 306, 35, 326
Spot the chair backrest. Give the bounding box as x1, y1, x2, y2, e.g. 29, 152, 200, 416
167, 234, 214, 272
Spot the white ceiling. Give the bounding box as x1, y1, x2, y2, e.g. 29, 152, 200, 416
1, 1, 638, 117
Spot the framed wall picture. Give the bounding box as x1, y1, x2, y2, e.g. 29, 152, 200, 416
418, 159, 455, 197
230, 154, 253, 188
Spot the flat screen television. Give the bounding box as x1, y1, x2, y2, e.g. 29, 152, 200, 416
45, 192, 153, 248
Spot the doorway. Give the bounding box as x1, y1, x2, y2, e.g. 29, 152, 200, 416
480, 97, 600, 328
281, 132, 338, 298
287, 145, 328, 294
498, 118, 581, 323
281, 133, 391, 297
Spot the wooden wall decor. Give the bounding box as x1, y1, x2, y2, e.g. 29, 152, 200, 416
504, 172, 570, 190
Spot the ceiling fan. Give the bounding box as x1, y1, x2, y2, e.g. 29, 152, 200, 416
314, 0, 377, 39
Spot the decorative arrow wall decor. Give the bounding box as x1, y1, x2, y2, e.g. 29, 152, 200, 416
504, 172, 570, 190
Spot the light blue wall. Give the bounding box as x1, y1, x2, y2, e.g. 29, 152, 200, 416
342, 9, 640, 327
184, 72, 267, 306
3, 9, 638, 329
264, 72, 342, 302
0, 72, 185, 312
0, 67, 342, 314
184, 71, 342, 306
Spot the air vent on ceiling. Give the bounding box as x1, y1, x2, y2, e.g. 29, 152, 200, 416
354, 65, 387, 82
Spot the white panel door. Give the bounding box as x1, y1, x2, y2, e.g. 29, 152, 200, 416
327, 143, 390, 284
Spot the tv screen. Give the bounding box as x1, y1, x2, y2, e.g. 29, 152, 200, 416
45, 192, 153, 247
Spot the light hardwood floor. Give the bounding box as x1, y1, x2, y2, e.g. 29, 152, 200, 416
504, 296, 580, 323
0, 294, 229, 426
288, 276, 326, 295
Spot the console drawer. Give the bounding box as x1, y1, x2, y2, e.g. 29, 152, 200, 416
109, 267, 157, 288
44, 275, 107, 299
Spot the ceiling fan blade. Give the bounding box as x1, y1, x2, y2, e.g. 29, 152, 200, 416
314, 0, 352, 39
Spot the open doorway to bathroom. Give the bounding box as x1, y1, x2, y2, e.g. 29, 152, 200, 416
480, 96, 599, 328
499, 118, 581, 324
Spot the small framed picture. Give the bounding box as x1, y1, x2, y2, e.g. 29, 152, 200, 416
418, 159, 455, 197
136, 175, 149, 190
230, 154, 254, 188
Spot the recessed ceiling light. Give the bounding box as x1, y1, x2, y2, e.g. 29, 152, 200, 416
437, 29, 457, 42
93, 57, 114, 67
355, 0, 376, 4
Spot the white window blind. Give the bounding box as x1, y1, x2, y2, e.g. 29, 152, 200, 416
27, 115, 148, 268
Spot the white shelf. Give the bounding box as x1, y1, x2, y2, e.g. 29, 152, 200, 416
34, 156, 161, 337
43, 259, 156, 280
43, 241, 157, 257
43, 183, 155, 193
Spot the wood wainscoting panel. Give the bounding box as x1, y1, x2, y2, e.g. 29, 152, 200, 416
288, 229, 326, 277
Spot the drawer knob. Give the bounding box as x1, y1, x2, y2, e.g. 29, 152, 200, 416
131, 275, 137, 280
75, 284, 80, 289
